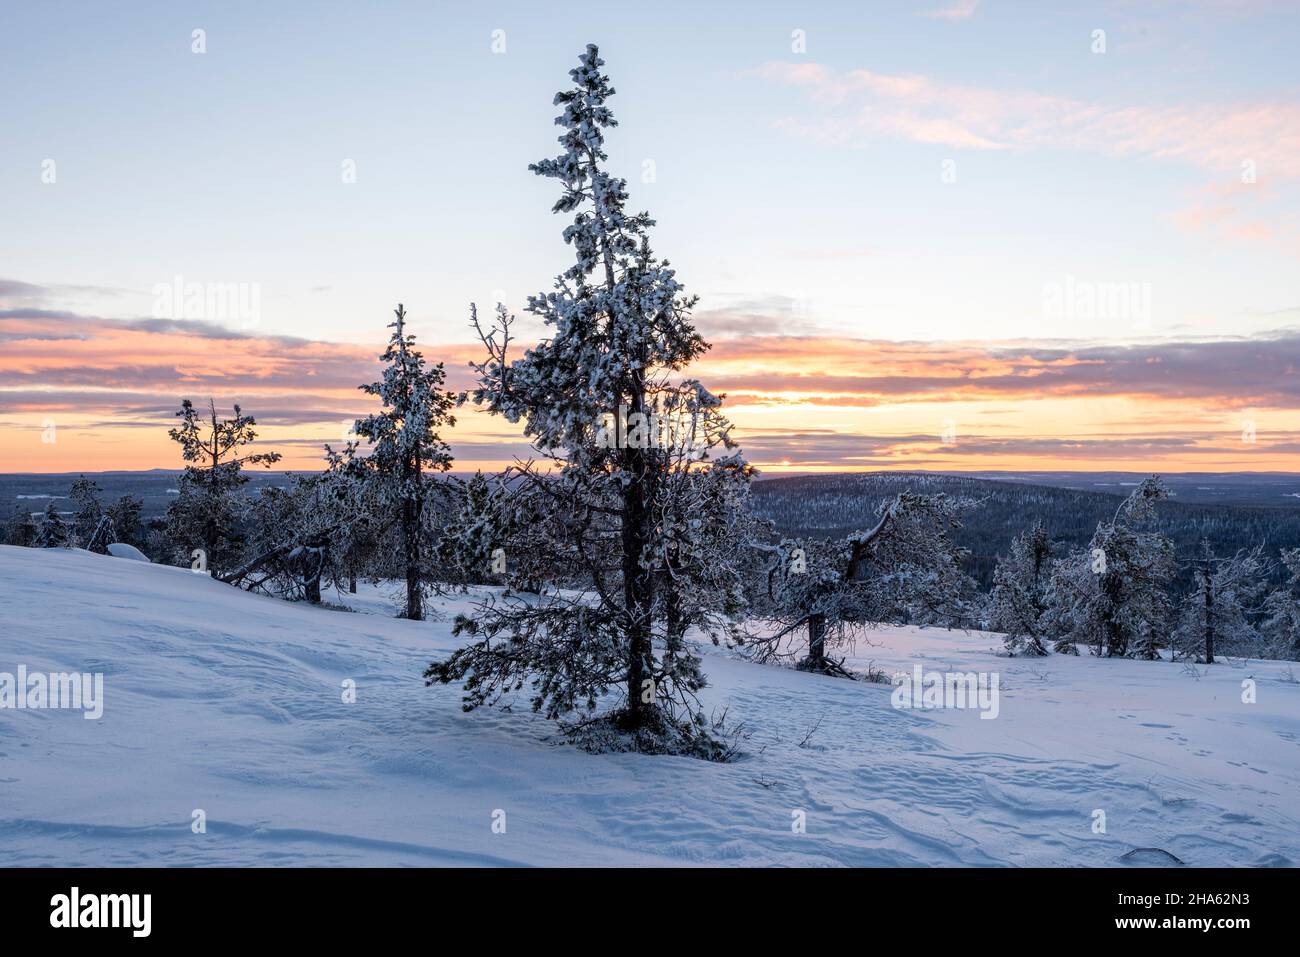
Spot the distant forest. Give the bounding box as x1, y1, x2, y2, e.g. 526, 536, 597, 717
751, 472, 1300, 591
8, 468, 1300, 593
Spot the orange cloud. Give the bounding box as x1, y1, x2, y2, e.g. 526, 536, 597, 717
0, 310, 492, 472
4, 309, 1300, 473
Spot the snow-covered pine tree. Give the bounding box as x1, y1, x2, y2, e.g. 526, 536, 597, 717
36, 501, 70, 548
165, 399, 282, 575
428, 45, 746, 749
69, 476, 112, 553
1261, 548, 1300, 658
318, 454, 392, 594
224, 477, 333, 603
216, 456, 383, 603
334, 304, 456, 620
1045, 477, 1175, 658
107, 494, 145, 550
752, 491, 975, 674
987, 520, 1055, 656
437, 470, 548, 591
751, 535, 857, 673
1172, 541, 1266, 663
438, 470, 505, 587
2, 505, 37, 547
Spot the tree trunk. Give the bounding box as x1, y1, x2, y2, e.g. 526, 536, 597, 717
621, 452, 654, 729
402, 455, 423, 621
807, 613, 827, 668
1101, 576, 1124, 657
304, 551, 322, 605
403, 495, 422, 620
349, 569, 357, 594
1203, 562, 1215, 664
590, 158, 655, 731
205, 413, 221, 574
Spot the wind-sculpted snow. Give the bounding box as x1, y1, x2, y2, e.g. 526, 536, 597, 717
1, 545, 1297, 866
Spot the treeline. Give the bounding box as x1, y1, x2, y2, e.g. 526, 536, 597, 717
985, 478, 1300, 663
753, 472, 1300, 592
3, 478, 144, 553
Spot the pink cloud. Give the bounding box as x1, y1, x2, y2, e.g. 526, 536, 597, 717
756, 61, 1300, 177
921, 0, 980, 21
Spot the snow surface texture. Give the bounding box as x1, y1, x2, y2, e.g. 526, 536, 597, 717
1, 545, 1296, 867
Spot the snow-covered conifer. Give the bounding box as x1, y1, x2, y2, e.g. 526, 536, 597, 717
437, 471, 548, 591
752, 491, 975, 674
2, 506, 37, 548
1045, 477, 1175, 658
107, 495, 145, 551
1261, 548, 1300, 658
650, 407, 756, 690
429, 46, 747, 752
988, 521, 1055, 656
332, 305, 457, 620
69, 476, 112, 552
165, 399, 282, 575
36, 501, 70, 548
1172, 541, 1266, 663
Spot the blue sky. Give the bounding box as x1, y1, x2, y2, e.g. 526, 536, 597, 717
4, 0, 1298, 347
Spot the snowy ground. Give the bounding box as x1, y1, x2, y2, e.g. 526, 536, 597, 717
1, 544, 1297, 867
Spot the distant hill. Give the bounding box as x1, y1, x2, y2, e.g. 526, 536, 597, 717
928, 470, 1300, 507
751, 472, 1300, 590
0, 470, 301, 520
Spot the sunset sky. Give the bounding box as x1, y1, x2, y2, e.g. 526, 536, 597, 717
3, 0, 1299, 474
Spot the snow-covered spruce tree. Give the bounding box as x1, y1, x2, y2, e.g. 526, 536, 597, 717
1172, 541, 1266, 664
165, 399, 281, 575
216, 451, 387, 603
439, 471, 497, 582
438, 470, 512, 587
331, 304, 456, 620
751, 491, 976, 675
436, 470, 561, 592
1045, 477, 1175, 658
1261, 548, 1300, 658
428, 46, 748, 752
109, 494, 145, 550
987, 520, 1056, 656
318, 454, 394, 595
224, 475, 337, 603
36, 501, 70, 548
2, 505, 37, 548
68, 476, 119, 553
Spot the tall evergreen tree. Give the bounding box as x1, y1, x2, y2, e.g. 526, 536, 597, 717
69, 476, 111, 552
988, 521, 1055, 656
1046, 477, 1175, 658
1173, 542, 1267, 663
336, 304, 456, 620
166, 399, 282, 574
429, 45, 746, 750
